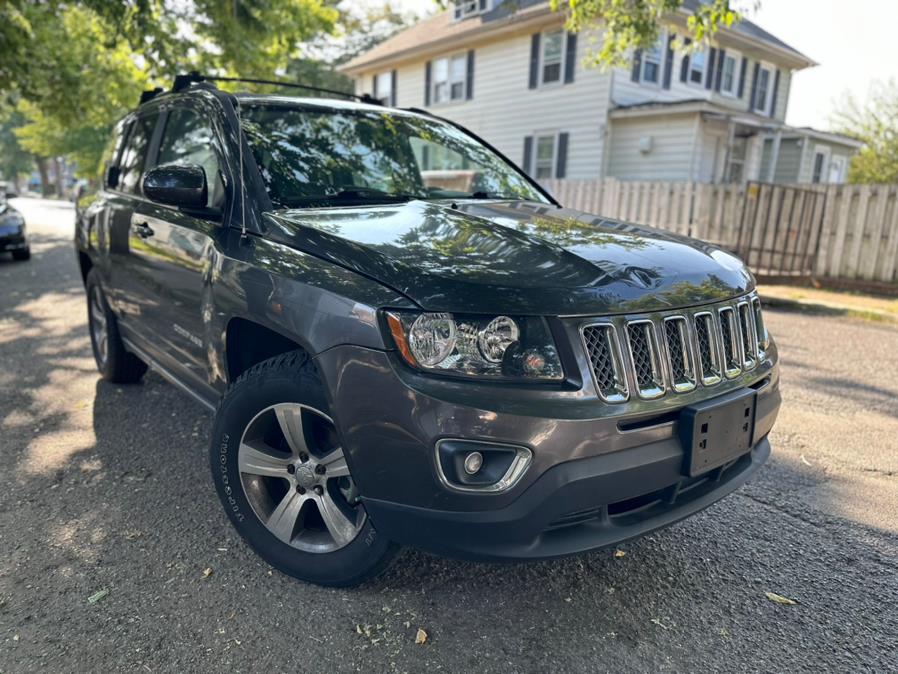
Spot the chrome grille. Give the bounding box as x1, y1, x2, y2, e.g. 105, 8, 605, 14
626, 320, 665, 399
693, 312, 721, 385
579, 293, 766, 403
737, 301, 757, 370
718, 307, 741, 378
663, 317, 696, 392
580, 324, 627, 402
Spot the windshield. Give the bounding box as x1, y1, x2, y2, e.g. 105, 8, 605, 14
240, 104, 548, 209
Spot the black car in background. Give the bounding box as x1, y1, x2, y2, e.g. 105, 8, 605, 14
0, 185, 29, 261
75, 79, 781, 586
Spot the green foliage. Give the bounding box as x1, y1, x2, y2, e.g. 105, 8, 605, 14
0, 106, 33, 184
548, 0, 741, 67
833, 80, 898, 184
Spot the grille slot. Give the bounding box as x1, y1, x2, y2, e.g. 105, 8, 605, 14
737, 301, 757, 369
752, 297, 768, 352
693, 312, 722, 385
663, 316, 696, 392
581, 324, 628, 402
626, 320, 665, 399
718, 307, 742, 378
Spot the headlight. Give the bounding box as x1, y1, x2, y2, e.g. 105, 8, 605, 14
385, 311, 564, 381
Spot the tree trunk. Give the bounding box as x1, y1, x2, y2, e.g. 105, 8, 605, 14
54, 157, 65, 198
36, 157, 50, 197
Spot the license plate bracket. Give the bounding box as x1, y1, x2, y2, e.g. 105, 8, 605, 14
679, 388, 756, 477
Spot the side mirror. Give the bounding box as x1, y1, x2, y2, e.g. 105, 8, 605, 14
142, 165, 207, 210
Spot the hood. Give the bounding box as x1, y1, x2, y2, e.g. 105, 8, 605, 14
265, 200, 753, 315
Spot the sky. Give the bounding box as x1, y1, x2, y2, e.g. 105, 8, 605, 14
747, 0, 898, 130
387, 0, 897, 131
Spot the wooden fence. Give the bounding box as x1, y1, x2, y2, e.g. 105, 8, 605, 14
541, 179, 898, 284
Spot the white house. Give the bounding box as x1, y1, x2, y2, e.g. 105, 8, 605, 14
340, 0, 861, 184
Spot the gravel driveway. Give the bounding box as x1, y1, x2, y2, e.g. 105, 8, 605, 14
1, 197, 896, 672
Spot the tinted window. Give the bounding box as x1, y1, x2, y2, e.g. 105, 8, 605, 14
118, 115, 156, 195
157, 108, 224, 207
241, 105, 546, 208
101, 121, 129, 189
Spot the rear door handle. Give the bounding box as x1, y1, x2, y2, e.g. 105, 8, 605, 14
133, 222, 154, 239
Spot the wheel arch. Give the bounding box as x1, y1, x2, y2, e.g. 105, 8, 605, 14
224, 317, 312, 384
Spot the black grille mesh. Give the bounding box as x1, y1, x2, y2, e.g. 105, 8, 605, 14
719, 309, 738, 369
664, 319, 687, 382
738, 304, 755, 363
694, 314, 715, 377
627, 323, 656, 390
582, 325, 618, 396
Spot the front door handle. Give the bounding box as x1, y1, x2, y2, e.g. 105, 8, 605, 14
133, 222, 154, 239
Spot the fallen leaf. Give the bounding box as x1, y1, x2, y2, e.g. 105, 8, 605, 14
650, 618, 670, 630
800, 455, 812, 467
613, 549, 626, 558
415, 628, 428, 645
87, 589, 108, 605
202, 567, 213, 579
765, 592, 797, 605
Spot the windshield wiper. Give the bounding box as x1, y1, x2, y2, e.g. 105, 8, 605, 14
280, 187, 425, 208
467, 191, 526, 200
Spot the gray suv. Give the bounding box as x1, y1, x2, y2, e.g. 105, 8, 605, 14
75, 78, 781, 586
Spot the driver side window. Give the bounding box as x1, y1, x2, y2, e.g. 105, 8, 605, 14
157, 108, 225, 208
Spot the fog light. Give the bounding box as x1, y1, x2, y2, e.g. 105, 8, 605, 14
463, 451, 483, 475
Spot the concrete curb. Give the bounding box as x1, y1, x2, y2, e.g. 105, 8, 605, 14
760, 295, 898, 325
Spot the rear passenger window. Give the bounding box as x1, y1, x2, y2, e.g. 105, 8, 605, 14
118, 115, 156, 195
157, 108, 225, 208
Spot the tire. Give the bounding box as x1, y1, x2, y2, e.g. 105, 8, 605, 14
210, 351, 398, 587
12, 246, 30, 261
85, 268, 148, 383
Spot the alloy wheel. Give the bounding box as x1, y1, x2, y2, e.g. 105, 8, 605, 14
238, 403, 365, 553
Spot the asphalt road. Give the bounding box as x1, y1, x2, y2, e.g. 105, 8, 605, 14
1, 197, 896, 673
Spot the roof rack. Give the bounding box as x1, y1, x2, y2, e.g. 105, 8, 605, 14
168, 71, 382, 105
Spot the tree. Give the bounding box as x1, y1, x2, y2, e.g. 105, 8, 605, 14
833, 80, 898, 184
548, 0, 745, 67
0, 107, 34, 191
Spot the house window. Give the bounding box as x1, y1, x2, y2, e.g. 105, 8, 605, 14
433, 55, 467, 103
828, 156, 846, 183
535, 135, 556, 179
754, 66, 772, 113
453, 0, 488, 20
374, 72, 392, 106
641, 37, 664, 84
541, 30, 564, 84
720, 54, 738, 95
688, 49, 705, 85
812, 151, 827, 183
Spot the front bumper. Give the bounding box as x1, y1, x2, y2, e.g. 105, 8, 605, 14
0, 230, 27, 252
314, 344, 781, 561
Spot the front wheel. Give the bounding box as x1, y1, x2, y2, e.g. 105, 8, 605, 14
12, 246, 30, 261
85, 268, 147, 383
210, 351, 398, 586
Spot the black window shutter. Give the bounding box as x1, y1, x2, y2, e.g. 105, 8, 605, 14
479, 0, 487, 9
662, 33, 675, 89
714, 48, 725, 91
371, 74, 377, 97
769, 69, 781, 117
631, 49, 642, 82
680, 37, 692, 82
564, 32, 577, 84
424, 61, 432, 106
421, 145, 430, 170
748, 61, 760, 110
466, 50, 475, 100
556, 132, 569, 178
705, 48, 717, 89
528, 34, 540, 89
390, 70, 397, 106
522, 136, 533, 175
737, 56, 748, 98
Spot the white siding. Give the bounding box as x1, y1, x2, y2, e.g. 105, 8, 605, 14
607, 113, 700, 181
354, 29, 611, 180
